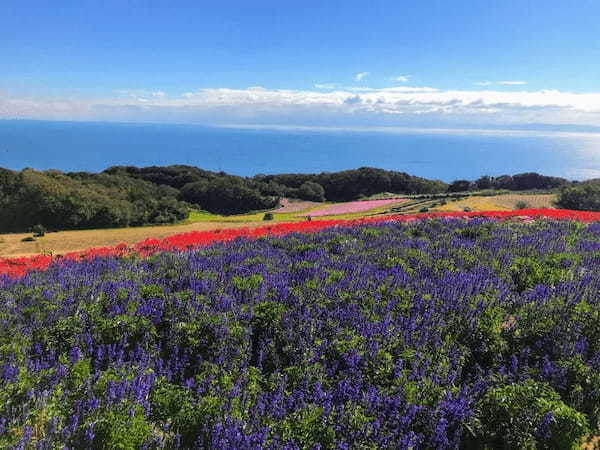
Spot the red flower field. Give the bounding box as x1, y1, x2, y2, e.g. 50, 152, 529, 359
2, 208, 600, 279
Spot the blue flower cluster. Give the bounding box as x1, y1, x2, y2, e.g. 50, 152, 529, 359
0, 219, 598, 448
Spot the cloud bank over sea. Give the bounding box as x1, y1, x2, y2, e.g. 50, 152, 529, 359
2, 85, 600, 131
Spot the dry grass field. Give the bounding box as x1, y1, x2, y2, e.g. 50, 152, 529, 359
0, 221, 262, 258
435, 193, 557, 212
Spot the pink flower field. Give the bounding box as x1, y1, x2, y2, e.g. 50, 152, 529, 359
301, 198, 407, 217
273, 198, 321, 213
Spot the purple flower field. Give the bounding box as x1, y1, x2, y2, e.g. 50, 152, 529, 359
0, 218, 599, 448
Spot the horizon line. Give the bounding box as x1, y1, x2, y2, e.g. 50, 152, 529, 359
3, 118, 600, 140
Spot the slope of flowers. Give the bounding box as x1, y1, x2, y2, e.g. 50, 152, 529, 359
301, 198, 406, 217
1, 219, 599, 448
3, 209, 600, 280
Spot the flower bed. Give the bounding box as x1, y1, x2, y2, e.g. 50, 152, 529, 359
302, 198, 406, 217
1, 218, 599, 448
3, 209, 600, 279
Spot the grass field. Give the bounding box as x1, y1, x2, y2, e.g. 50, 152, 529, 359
0, 194, 556, 258
434, 193, 557, 212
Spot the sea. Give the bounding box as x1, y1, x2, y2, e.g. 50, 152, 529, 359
1, 120, 600, 182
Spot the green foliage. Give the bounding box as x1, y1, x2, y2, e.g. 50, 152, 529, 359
473, 173, 568, 191
263, 212, 274, 221
90, 404, 153, 449
31, 224, 47, 237
0, 168, 189, 232
468, 380, 588, 449
557, 180, 600, 211
515, 200, 530, 209
180, 177, 278, 215
509, 256, 570, 292
448, 179, 472, 192
232, 274, 263, 293
256, 166, 448, 201
274, 405, 335, 448
296, 181, 325, 201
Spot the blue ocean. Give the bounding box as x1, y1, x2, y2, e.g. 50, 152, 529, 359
1, 120, 600, 182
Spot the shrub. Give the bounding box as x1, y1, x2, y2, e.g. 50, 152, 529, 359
509, 256, 568, 292
419, 207, 429, 213
21, 236, 36, 242
515, 201, 530, 210
556, 181, 600, 211
31, 224, 46, 237
463, 207, 472, 212
263, 212, 274, 221
469, 380, 588, 449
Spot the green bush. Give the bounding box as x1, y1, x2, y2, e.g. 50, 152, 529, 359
509, 256, 569, 292
468, 380, 588, 449
556, 181, 600, 211
31, 224, 47, 237
263, 212, 274, 221
90, 404, 153, 449
515, 201, 530, 210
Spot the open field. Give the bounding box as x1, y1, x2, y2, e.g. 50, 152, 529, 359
303, 198, 406, 217
0, 194, 556, 258
434, 193, 556, 212
0, 221, 264, 258
272, 198, 321, 213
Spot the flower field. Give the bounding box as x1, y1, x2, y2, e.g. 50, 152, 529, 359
272, 198, 321, 214
3, 209, 600, 280
301, 198, 406, 217
1, 212, 600, 448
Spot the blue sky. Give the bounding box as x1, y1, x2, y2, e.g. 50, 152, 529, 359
2, 0, 600, 129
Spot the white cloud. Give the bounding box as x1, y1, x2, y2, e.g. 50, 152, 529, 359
392, 75, 410, 82
314, 83, 337, 89
344, 86, 439, 93
475, 81, 493, 86
151, 91, 166, 97
498, 80, 527, 85
3, 85, 600, 128
354, 72, 369, 81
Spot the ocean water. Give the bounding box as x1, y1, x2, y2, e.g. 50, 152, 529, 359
1, 120, 600, 182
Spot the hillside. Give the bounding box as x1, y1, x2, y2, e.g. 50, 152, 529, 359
0, 165, 572, 234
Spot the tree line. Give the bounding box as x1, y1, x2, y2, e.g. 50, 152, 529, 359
0, 168, 189, 233
448, 173, 569, 192
0, 165, 588, 233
